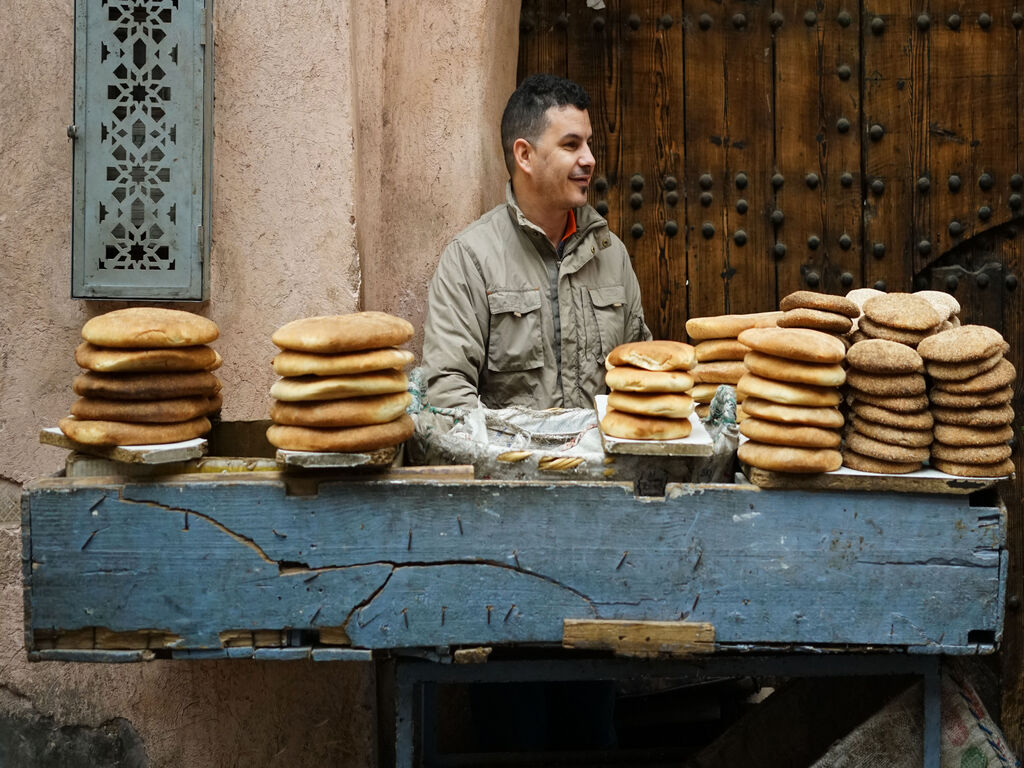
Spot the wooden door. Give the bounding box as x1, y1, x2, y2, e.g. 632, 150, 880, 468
519, 0, 1024, 749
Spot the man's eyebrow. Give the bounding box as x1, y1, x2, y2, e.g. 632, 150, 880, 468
559, 132, 591, 142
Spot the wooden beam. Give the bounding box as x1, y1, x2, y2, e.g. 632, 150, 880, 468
563, 619, 715, 657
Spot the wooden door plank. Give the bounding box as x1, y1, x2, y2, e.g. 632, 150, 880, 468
861, 0, 920, 292
721, 0, 776, 314
619, 0, 686, 339
818, 0, 864, 293
682, 0, 729, 319
774, 0, 829, 297
517, 0, 568, 85
568, 2, 623, 244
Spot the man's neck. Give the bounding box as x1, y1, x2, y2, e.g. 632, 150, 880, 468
513, 184, 572, 247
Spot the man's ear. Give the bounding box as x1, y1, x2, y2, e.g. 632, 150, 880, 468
512, 137, 533, 177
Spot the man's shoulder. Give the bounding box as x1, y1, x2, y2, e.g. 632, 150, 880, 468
451, 203, 513, 246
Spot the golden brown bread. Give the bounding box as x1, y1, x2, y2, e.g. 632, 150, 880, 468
743, 351, 846, 387
58, 415, 211, 445
739, 397, 845, 428
600, 408, 693, 440
736, 373, 842, 407
266, 414, 414, 452
780, 291, 860, 317
273, 348, 415, 377
738, 441, 842, 473
606, 340, 696, 371
845, 339, 924, 374
75, 342, 219, 373
606, 391, 695, 419
685, 312, 782, 341
81, 308, 219, 348
71, 395, 213, 423
270, 370, 408, 401
604, 366, 695, 393
862, 293, 941, 331
694, 339, 749, 362
739, 417, 841, 448
270, 392, 412, 427
73, 371, 222, 400
272, 312, 414, 353
916, 325, 1006, 363
736, 327, 846, 364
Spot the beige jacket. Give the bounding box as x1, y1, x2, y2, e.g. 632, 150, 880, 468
423, 184, 651, 409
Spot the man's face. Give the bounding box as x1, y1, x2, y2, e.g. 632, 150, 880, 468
524, 106, 596, 210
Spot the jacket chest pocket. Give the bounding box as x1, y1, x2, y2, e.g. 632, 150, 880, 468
487, 289, 544, 372
585, 285, 627, 360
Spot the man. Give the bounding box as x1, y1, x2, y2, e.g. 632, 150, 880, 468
422, 74, 652, 410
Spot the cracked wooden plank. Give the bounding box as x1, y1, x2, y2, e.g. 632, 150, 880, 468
22, 475, 1006, 653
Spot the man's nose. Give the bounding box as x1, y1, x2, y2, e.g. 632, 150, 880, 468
579, 142, 596, 170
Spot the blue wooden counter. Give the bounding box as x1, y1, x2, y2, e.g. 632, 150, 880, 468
21, 472, 1005, 658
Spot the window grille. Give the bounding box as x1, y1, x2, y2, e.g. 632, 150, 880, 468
71, 0, 212, 300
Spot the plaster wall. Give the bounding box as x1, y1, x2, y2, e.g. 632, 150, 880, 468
0, 0, 519, 764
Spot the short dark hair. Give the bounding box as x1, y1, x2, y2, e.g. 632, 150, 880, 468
501, 74, 590, 175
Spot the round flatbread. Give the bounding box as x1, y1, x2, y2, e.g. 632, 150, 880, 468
59, 415, 211, 446
912, 290, 960, 320
73, 371, 222, 400
270, 392, 412, 427
695, 339, 749, 362
739, 397, 844, 428
850, 415, 933, 448
930, 358, 1015, 393
271, 312, 414, 353
604, 366, 694, 393
690, 360, 747, 385
690, 383, 725, 403
844, 431, 931, 463
933, 423, 1013, 447
930, 403, 1014, 427
736, 373, 841, 407
270, 370, 408, 402
685, 312, 783, 341
606, 340, 696, 371
738, 441, 842, 473
846, 287, 885, 309
846, 390, 929, 412
266, 414, 414, 452
777, 308, 853, 334
273, 348, 415, 377
606, 391, 694, 419
739, 418, 841, 448
925, 352, 1004, 381
737, 327, 846, 364
858, 317, 935, 346
780, 291, 860, 318
930, 457, 1015, 478
743, 351, 846, 387
930, 441, 1012, 464
206, 350, 223, 372
600, 408, 693, 440
75, 342, 219, 373
850, 402, 933, 430
695, 403, 711, 420
929, 386, 1013, 408
917, 325, 1006, 363
862, 293, 941, 331
845, 369, 926, 396
846, 339, 924, 374
81, 308, 219, 348
842, 449, 922, 474
70, 395, 214, 423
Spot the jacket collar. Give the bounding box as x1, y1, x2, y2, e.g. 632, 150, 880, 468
504, 181, 611, 269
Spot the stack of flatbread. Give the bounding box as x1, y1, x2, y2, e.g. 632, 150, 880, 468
855, 293, 943, 348
846, 288, 960, 343
734, 328, 845, 473
266, 312, 415, 453
59, 308, 221, 445
685, 312, 783, 419
777, 291, 859, 348
601, 341, 697, 440
842, 339, 932, 474
919, 325, 1016, 477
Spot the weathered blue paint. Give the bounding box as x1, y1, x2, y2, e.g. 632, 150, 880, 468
22, 475, 1005, 654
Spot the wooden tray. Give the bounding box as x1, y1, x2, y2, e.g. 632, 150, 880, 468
595, 396, 714, 457
275, 443, 400, 469
40, 427, 207, 465
742, 462, 1010, 494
